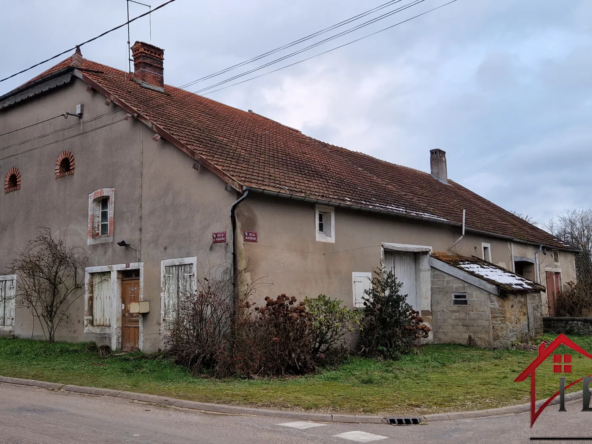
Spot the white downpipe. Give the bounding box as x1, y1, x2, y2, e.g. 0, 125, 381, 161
447, 209, 466, 253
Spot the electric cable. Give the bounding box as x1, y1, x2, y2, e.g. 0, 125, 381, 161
0, 0, 175, 84
202, 0, 457, 96
0, 114, 65, 138
0, 110, 122, 153
178, 0, 406, 89
192, 0, 425, 94
0, 118, 128, 162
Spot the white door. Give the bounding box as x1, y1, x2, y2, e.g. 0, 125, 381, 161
385, 251, 417, 309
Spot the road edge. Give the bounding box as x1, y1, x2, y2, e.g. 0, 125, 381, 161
0, 375, 582, 424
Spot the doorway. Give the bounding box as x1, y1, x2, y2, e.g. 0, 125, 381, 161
385, 251, 418, 309
121, 270, 140, 351
546, 271, 561, 317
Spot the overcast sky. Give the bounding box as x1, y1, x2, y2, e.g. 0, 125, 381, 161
1, 0, 590, 226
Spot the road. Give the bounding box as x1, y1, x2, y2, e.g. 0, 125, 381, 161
0, 383, 590, 443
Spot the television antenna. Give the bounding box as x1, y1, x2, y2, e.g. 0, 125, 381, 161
126, 0, 152, 72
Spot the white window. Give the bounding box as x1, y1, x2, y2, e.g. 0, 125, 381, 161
88, 272, 112, 327
352, 272, 372, 308
0, 275, 16, 329
482, 243, 492, 262
161, 259, 196, 332
453, 293, 468, 306
88, 188, 114, 245
316, 205, 335, 243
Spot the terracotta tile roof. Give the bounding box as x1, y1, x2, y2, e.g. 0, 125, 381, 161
6, 53, 573, 250
431, 252, 546, 293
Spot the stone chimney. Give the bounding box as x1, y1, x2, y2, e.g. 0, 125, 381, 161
430, 149, 448, 183
131, 41, 165, 89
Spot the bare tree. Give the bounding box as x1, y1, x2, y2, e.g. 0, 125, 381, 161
547, 210, 592, 283
511, 211, 537, 226
9, 229, 87, 343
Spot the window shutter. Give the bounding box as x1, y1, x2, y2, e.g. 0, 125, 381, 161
352, 272, 372, 308
92, 273, 112, 327
163, 264, 195, 331
0, 277, 16, 327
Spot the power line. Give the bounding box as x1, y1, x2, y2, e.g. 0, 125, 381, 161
0, 118, 127, 162
178, 0, 406, 89
0, 114, 65, 138
0, 0, 175, 84
0, 110, 122, 153
193, 0, 425, 95
203, 0, 457, 96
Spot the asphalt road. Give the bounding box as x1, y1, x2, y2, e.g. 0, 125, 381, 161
1, 383, 591, 443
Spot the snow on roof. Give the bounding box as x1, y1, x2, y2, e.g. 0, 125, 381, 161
458, 262, 537, 290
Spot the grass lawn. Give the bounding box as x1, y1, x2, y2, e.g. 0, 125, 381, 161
1, 335, 591, 416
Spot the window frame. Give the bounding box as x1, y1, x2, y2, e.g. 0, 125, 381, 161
482, 243, 492, 262
315, 205, 335, 243
88, 188, 115, 245
452, 293, 468, 306
0, 275, 17, 331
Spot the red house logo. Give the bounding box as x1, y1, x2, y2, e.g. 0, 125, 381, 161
515, 333, 592, 427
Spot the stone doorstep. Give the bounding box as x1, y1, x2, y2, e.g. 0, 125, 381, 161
0, 375, 583, 425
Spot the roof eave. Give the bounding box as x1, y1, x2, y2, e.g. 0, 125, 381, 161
245, 186, 576, 252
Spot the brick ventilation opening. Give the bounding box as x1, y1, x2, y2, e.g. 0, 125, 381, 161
4, 167, 21, 193
55, 151, 75, 178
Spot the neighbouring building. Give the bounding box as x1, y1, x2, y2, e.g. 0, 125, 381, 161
0, 43, 578, 351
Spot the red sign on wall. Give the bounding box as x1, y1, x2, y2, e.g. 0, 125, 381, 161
212, 232, 226, 243
244, 231, 258, 242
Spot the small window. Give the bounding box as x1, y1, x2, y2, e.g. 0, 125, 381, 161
453, 293, 468, 306
4, 167, 21, 193
0, 276, 16, 329
100, 198, 109, 236
482, 243, 492, 262
315, 205, 335, 243
88, 188, 114, 245
553, 251, 559, 263
55, 151, 75, 178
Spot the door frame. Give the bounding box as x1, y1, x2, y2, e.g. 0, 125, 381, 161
84, 262, 144, 351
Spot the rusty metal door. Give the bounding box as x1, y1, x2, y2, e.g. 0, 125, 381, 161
121, 279, 140, 351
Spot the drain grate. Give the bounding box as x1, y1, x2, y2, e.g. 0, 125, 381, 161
386, 417, 422, 426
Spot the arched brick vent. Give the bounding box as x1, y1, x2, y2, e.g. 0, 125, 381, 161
55, 151, 75, 178
4, 167, 21, 193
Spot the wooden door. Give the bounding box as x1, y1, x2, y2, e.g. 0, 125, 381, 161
546, 271, 561, 317
122, 279, 140, 351
385, 251, 417, 309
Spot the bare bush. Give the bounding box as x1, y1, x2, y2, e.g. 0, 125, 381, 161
9, 229, 87, 343
555, 281, 592, 317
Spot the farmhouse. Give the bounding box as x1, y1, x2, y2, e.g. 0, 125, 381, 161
0, 43, 578, 351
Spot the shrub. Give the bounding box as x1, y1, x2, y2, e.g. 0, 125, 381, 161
166, 277, 233, 376
555, 280, 592, 317
216, 295, 316, 377
305, 294, 362, 362
359, 266, 430, 360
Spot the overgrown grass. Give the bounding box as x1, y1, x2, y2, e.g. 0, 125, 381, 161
1, 335, 591, 415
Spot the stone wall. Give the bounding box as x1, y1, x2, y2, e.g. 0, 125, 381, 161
431, 269, 543, 348
543, 317, 592, 335
431, 269, 493, 347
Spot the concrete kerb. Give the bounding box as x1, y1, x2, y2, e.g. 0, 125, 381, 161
0, 375, 583, 424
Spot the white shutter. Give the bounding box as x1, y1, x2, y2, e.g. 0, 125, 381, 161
92, 272, 112, 327
393, 251, 417, 309
0, 277, 16, 327
163, 264, 195, 331
352, 272, 372, 308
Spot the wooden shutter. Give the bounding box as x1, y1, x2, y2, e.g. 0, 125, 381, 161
352, 272, 372, 308
0, 277, 15, 327
163, 264, 195, 330
92, 272, 112, 327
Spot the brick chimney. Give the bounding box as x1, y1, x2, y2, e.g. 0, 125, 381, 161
430, 149, 448, 183
131, 42, 165, 89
